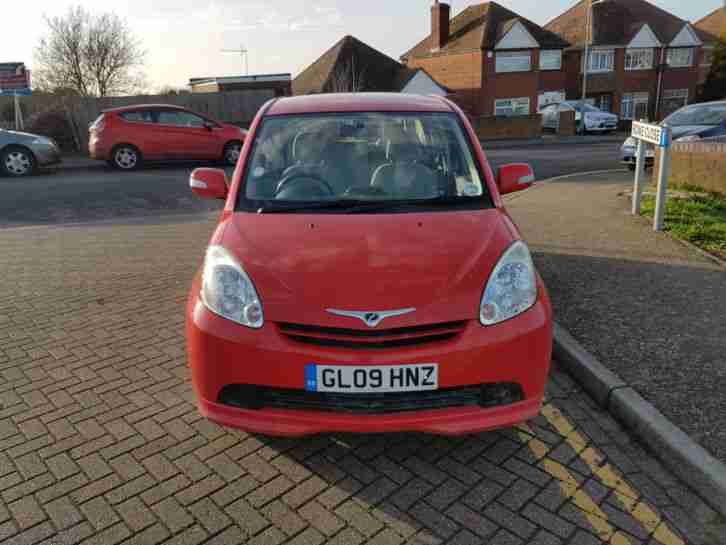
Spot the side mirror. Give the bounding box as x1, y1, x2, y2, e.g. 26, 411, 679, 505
203, 122, 216, 131
497, 163, 535, 195
190, 168, 228, 200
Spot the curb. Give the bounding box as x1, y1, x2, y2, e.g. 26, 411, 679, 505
553, 322, 726, 517
539, 168, 629, 183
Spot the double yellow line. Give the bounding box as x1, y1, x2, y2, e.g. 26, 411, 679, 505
515, 403, 684, 545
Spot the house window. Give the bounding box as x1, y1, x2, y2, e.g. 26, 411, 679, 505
598, 95, 612, 113
496, 51, 531, 73
702, 48, 714, 67
495, 97, 531, 116
625, 48, 653, 70
584, 49, 615, 72
660, 89, 689, 117
621, 93, 650, 120
539, 50, 562, 70
666, 48, 693, 67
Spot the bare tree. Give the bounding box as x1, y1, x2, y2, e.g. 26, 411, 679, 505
34, 6, 146, 97
328, 57, 366, 93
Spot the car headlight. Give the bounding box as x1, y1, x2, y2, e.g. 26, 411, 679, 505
676, 135, 700, 142
201, 245, 264, 328
623, 137, 636, 147
480, 241, 538, 326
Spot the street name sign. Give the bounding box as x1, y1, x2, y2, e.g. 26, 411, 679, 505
632, 121, 670, 147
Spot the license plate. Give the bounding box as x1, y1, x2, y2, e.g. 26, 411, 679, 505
305, 364, 438, 393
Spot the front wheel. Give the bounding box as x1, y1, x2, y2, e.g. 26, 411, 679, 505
223, 141, 242, 166
1, 146, 36, 177
111, 144, 142, 170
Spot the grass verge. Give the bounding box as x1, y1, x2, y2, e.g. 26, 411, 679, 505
641, 192, 726, 261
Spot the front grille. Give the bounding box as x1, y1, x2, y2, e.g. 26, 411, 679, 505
277, 321, 467, 349
217, 382, 524, 415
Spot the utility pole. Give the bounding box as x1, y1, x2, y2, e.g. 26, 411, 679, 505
221, 45, 249, 75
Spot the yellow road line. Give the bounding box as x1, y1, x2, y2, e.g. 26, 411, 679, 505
539, 404, 685, 545
518, 424, 632, 544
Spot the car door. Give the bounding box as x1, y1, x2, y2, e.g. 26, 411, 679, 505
156, 110, 219, 160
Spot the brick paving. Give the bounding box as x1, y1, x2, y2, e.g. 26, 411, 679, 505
0, 215, 724, 545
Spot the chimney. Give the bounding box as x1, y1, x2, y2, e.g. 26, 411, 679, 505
431, 1, 451, 51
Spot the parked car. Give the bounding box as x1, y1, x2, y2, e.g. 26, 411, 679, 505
620, 100, 726, 171
0, 128, 61, 177
541, 101, 618, 134
185, 93, 552, 436
89, 104, 247, 170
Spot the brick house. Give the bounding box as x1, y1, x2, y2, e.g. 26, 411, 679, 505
695, 3, 725, 90
545, 0, 715, 122
400, 1, 570, 117
293, 35, 449, 96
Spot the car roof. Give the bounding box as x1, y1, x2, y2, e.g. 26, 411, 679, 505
266, 93, 454, 116
103, 104, 191, 114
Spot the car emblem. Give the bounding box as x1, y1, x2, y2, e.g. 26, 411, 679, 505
326, 308, 416, 328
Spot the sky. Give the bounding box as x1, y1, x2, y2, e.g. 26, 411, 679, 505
1, 0, 721, 91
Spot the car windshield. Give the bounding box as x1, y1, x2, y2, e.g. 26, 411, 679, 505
663, 103, 726, 127
564, 101, 600, 113
239, 112, 490, 212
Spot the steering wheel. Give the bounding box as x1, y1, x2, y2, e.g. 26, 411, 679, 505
274, 172, 335, 199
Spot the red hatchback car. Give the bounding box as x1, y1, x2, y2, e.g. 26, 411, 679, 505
186, 93, 552, 437
89, 104, 247, 170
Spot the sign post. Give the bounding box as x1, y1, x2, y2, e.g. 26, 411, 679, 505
630, 120, 671, 231
0, 62, 32, 131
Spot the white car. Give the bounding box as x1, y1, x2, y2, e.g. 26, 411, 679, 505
541, 101, 619, 134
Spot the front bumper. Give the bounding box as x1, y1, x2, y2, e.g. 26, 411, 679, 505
186, 286, 553, 437
621, 146, 655, 167
30, 143, 62, 167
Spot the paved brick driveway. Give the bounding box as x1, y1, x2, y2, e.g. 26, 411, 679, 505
0, 215, 723, 545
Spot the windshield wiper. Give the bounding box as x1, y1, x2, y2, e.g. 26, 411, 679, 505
256, 200, 365, 214
345, 196, 480, 214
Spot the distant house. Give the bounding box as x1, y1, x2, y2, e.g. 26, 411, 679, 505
545, 0, 715, 121
292, 35, 449, 96
189, 74, 292, 96
695, 3, 726, 87
400, 1, 570, 117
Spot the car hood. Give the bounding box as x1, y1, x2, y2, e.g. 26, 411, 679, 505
668, 125, 713, 139
221, 209, 516, 327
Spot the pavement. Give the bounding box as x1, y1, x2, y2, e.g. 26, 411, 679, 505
506, 171, 726, 467
1, 213, 725, 544
481, 133, 627, 149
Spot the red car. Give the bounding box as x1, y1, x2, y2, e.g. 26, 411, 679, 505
186, 93, 552, 437
89, 104, 247, 170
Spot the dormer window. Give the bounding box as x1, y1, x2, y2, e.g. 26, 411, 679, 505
625, 48, 654, 70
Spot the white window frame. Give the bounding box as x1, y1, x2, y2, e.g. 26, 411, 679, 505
494, 97, 531, 117
701, 48, 714, 67
621, 92, 649, 120
625, 48, 653, 70
496, 51, 532, 73
666, 48, 694, 68
584, 49, 615, 73
660, 89, 689, 115
539, 50, 562, 71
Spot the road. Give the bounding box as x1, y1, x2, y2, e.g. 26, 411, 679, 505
0, 142, 622, 227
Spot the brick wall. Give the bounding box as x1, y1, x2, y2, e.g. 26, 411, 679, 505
654, 142, 726, 195
472, 114, 542, 140
558, 110, 577, 136
407, 51, 483, 114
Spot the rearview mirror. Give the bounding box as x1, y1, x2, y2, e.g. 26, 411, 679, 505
497, 163, 535, 195
190, 168, 228, 200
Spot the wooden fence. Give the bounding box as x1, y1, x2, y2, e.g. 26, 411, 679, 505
0, 89, 274, 150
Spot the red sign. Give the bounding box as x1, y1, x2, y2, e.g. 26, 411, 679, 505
0, 63, 31, 91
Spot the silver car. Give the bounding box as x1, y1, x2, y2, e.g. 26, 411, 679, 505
620, 100, 726, 171
0, 129, 62, 177
541, 101, 619, 134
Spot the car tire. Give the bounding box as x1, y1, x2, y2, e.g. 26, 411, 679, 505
223, 141, 242, 167
1, 146, 36, 177
111, 144, 142, 171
